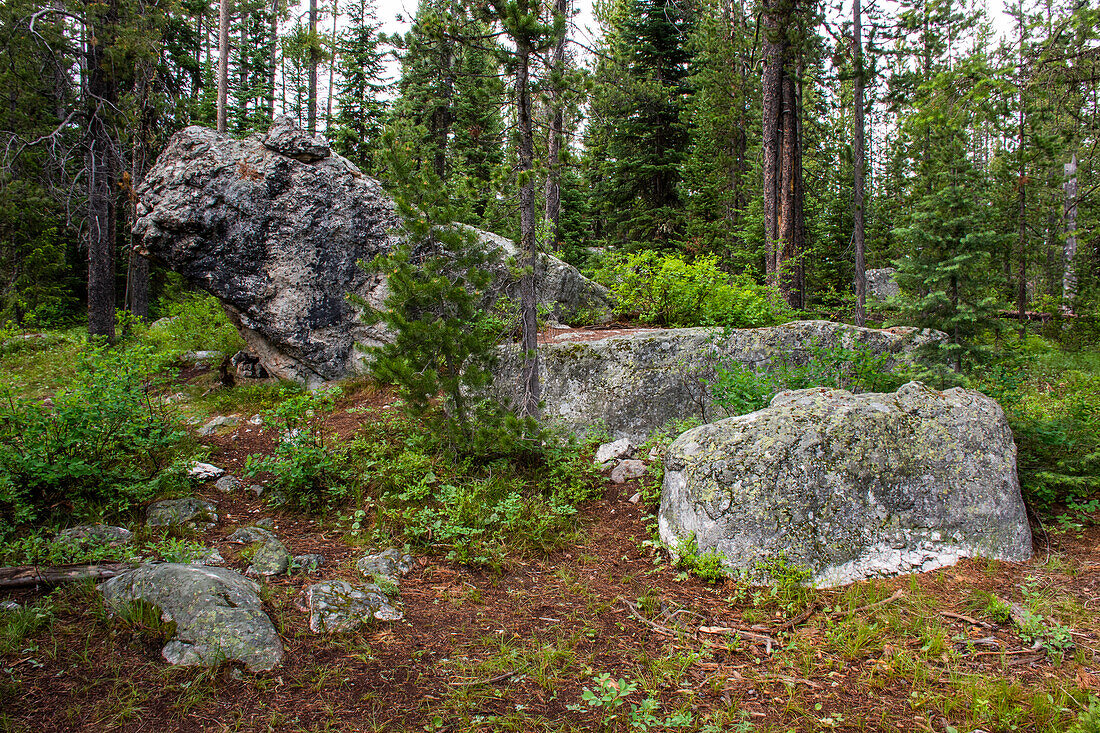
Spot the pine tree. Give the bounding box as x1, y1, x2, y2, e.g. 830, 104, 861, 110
331, 0, 388, 172
586, 0, 695, 251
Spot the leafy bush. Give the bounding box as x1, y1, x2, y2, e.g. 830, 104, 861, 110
0, 344, 189, 533
244, 387, 352, 513
710, 338, 902, 417
596, 251, 791, 328
348, 409, 601, 568
140, 292, 245, 359
673, 534, 728, 584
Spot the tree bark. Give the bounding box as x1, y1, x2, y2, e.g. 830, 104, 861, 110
762, 0, 803, 308
217, 0, 230, 133
543, 0, 568, 251
1063, 152, 1078, 311
852, 0, 866, 326
761, 0, 781, 281
517, 39, 540, 419
307, 0, 318, 134
266, 0, 279, 121
326, 0, 338, 127
0, 563, 136, 589
86, 0, 118, 341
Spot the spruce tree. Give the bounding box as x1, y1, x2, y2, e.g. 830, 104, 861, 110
331, 0, 388, 173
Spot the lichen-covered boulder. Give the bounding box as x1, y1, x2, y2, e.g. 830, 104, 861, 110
497, 320, 944, 443
659, 382, 1032, 587
356, 549, 414, 583
146, 498, 218, 529
227, 526, 292, 576
297, 581, 402, 633
100, 564, 283, 670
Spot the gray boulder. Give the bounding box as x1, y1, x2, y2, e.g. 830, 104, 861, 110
134, 122, 609, 386
658, 382, 1032, 587
356, 549, 414, 583
146, 498, 218, 529
866, 268, 900, 301
297, 580, 402, 633
188, 462, 225, 481
100, 563, 283, 671
56, 525, 133, 546
498, 320, 944, 443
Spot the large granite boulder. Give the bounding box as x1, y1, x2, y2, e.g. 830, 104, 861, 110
497, 320, 944, 442
134, 121, 609, 386
658, 382, 1032, 587
100, 563, 283, 671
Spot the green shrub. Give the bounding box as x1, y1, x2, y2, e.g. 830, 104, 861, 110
140, 292, 245, 358
710, 338, 903, 417
0, 343, 189, 533
244, 387, 352, 513
596, 251, 791, 328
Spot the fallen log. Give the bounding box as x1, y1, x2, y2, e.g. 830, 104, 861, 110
0, 563, 137, 589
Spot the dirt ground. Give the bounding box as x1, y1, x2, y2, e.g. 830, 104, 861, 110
3, 374, 1099, 732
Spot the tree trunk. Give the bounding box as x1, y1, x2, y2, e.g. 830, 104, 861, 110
762, 0, 803, 309
1063, 152, 1078, 311
0, 563, 137, 589
217, 0, 230, 133
307, 0, 318, 134
86, 1, 117, 341
543, 0, 568, 251
1016, 11, 1027, 333
852, 0, 866, 326
326, 0, 338, 127
517, 40, 540, 419
761, 0, 781, 281
266, 0, 279, 121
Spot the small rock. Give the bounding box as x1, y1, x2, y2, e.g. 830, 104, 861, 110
246, 539, 292, 577
246, 484, 264, 497
595, 438, 632, 465
647, 446, 663, 462
263, 116, 331, 162
248, 414, 263, 426
191, 548, 224, 566
198, 415, 239, 437
146, 498, 219, 529
356, 549, 415, 583
181, 350, 221, 364
292, 554, 325, 573
1, 600, 20, 611
255, 517, 275, 530
227, 526, 276, 544
56, 525, 133, 546
215, 475, 243, 493
610, 459, 647, 484
628, 492, 641, 504
188, 461, 225, 481
298, 581, 402, 633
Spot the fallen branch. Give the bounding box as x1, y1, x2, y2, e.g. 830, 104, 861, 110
833, 589, 905, 617
0, 563, 136, 588
942, 611, 995, 630
778, 603, 820, 633
446, 670, 517, 687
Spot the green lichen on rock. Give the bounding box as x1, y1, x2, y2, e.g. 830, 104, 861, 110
100, 563, 283, 671
659, 382, 1032, 587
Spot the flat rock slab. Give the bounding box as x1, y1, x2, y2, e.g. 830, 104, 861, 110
496, 320, 944, 443
659, 382, 1032, 587
56, 525, 133, 546
100, 564, 283, 671
298, 581, 402, 633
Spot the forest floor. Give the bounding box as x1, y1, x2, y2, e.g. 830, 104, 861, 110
3, 361, 1100, 733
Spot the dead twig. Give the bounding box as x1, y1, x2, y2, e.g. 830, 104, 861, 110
446, 670, 517, 687
942, 611, 995, 630
833, 589, 906, 617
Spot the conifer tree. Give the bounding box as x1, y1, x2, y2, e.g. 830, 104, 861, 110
331, 0, 388, 172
